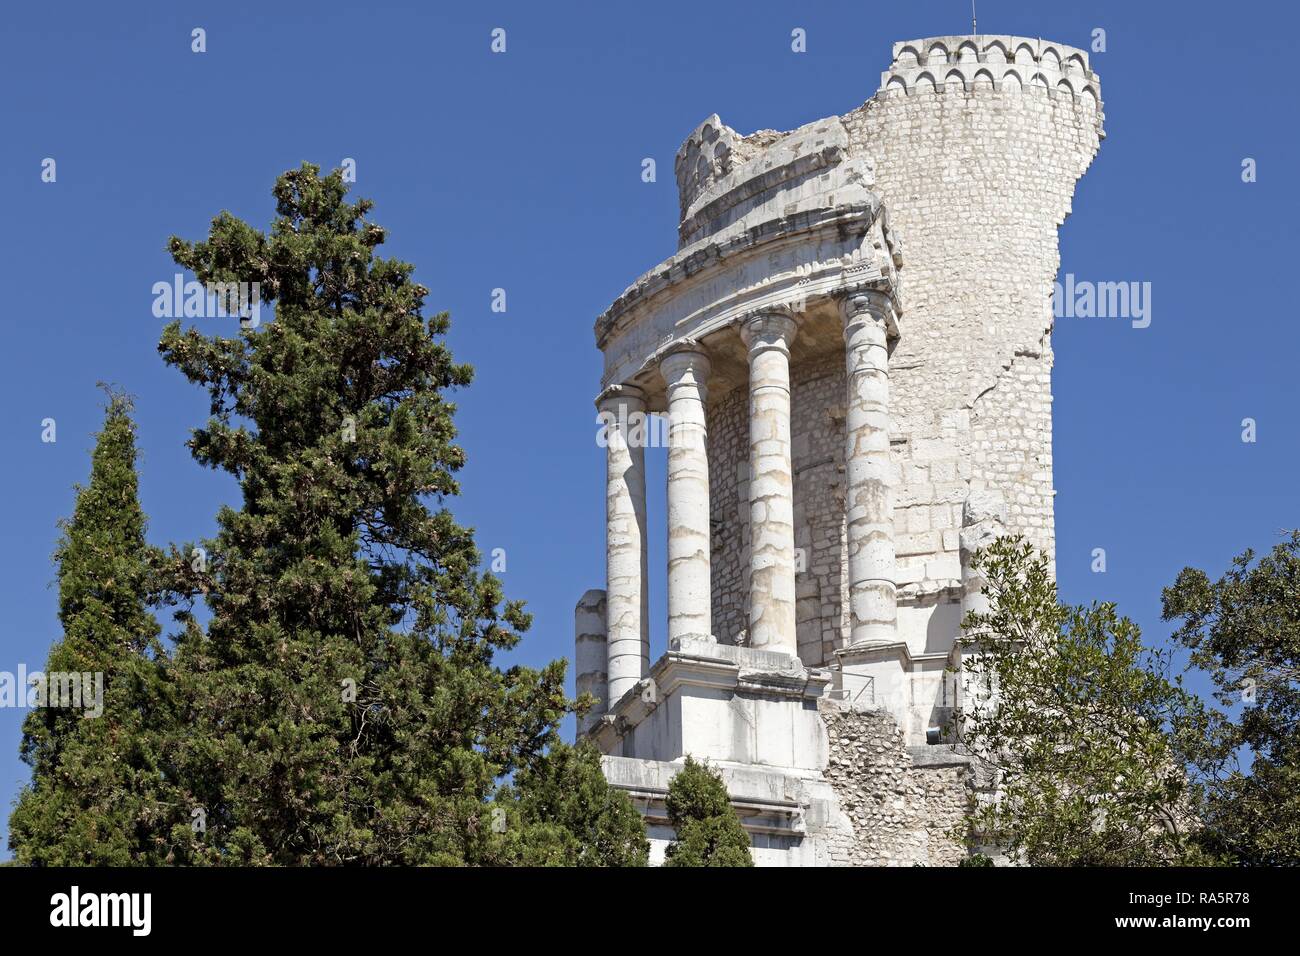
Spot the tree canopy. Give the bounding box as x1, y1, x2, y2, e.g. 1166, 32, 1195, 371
1162, 532, 1300, 866
954, 536, 1220, 866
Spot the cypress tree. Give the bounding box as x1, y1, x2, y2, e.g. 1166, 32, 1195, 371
156, 164, 568, 864
663, 756, 753, 867
499, 741, 649, 866
9, 391, 174, 865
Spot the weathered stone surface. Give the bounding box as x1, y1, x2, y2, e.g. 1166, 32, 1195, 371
840, 289, 899, 647
819, 702, 969, 866
598, 384, 649, 704
740, 310, 800, 654
660, 343, 713, 644
579, 33, 1102, 864
573, 589, 608, 736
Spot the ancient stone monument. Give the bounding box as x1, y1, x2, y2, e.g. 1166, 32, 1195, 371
574, 34, 1103, 865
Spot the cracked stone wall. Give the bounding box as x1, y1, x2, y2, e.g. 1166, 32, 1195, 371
845, 73, 1102, 588
705, 64, 1100, 665
819, 703, 969, 866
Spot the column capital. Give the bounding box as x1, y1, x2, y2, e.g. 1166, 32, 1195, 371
739, 307, 799, 353
595, 382, 646, 412
838, 284, 900, 340
658, 339, 712, 387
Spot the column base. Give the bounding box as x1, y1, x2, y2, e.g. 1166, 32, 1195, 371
832, 641, 956, 746
591, 638, 831, 771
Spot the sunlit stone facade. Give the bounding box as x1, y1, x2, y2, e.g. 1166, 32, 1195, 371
576, 35, 1103, 865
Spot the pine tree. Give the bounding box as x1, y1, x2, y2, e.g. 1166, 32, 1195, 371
663, 756, 753, 867
498, 741, 649, 866
9, 391, 176, 865
155, 164, 568, 864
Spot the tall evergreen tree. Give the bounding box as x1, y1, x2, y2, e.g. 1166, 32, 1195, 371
497, 741, 649, 866
156, 164, 568, 864
9, 391, 175, 865
662, 756, 753, 867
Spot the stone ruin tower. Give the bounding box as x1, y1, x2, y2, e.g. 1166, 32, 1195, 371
574, 35, 1103, 865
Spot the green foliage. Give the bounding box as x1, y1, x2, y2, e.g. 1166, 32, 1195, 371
152, 164, 569, 864
9, 391, 180, 865
1162, 532, 1300, 866
955, 536, 1220, 866
495, 741, 649, 866
662, 756, 752, 867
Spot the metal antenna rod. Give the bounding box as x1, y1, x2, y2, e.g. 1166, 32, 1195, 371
972, 0, 978, 34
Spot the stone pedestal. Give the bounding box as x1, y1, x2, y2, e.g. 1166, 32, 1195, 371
573, 589, 608, 736
833, 642, 911, 736
601, 754, 846, 866
592, 637, 830, 771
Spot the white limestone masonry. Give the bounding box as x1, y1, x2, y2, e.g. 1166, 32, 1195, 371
577, 33, 1102, 865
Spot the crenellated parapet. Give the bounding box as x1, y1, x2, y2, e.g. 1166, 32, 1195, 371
879, 35, 1101, 125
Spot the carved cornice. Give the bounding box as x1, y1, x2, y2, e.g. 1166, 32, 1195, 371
594, 381, 646, 411
595, 201, 878, 350
679, 141, 849, 247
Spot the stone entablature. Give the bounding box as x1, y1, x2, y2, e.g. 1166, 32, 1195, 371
577, 32, 1103, 865
596, 110, 901, 399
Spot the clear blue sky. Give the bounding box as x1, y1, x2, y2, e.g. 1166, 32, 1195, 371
1, 0, 1296, 854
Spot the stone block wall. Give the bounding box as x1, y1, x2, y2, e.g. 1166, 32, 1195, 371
704, 39, 1101, 664
790, 354, 850, 666
706, 385, 749, 645
819, 702, 969, 866
846, 42, 1102, 582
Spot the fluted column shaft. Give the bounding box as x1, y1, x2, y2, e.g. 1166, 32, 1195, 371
599, 384, 649, 702
660, 345, 713, 645
740, 311, 799, 655
841, 289, 897, 646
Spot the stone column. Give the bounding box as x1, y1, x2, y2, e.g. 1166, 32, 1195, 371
659, 342, 713, 645
598, 384, 649, 704
958, 490, 1006, 734
740, 309, 800, 655
840, 288, 898, 647
574, 589, 608, 737
960, 491, 1007, 624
